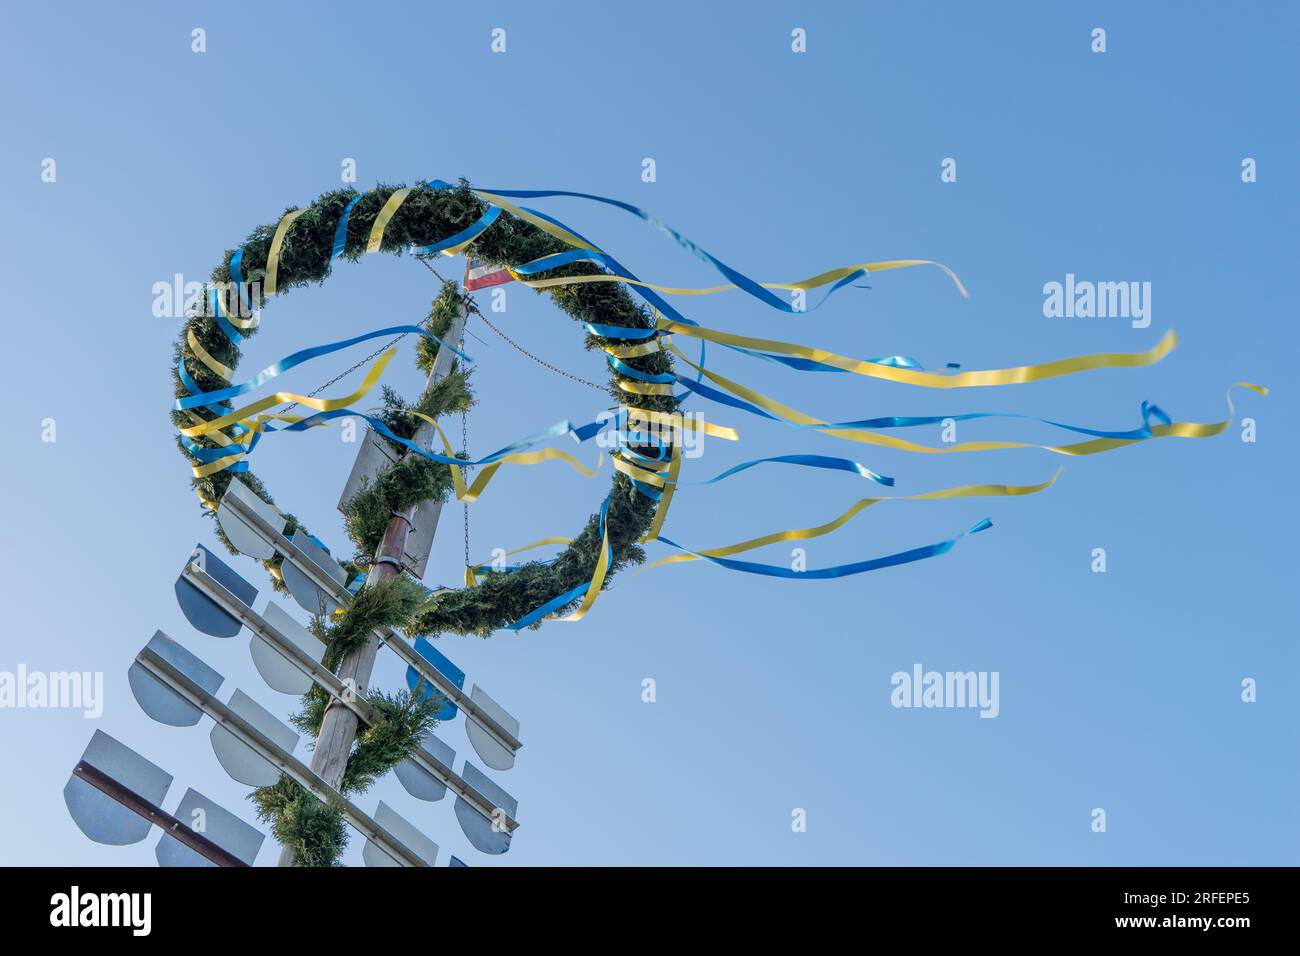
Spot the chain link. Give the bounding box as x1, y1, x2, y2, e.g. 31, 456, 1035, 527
474, 309, 608, 392
277, 332, 410, 416
416, 256, 607, 392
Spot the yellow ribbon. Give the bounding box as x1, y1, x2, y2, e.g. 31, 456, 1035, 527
624, 406, 739, 442
471, 189, 598, 252
660, 321, 1179, 389
179, 347, 398, 441
464, 537, 575, 587
409, 412, 604, 503
554, 522, 612, 623
366, 188, 413, 254
215, 288, 258, 330
612, 452, 670, 488
604, 337, 671, 359
640, 470, 1064, 571
510, 258, 969, 300
665, 344, 1263, 457
263, 208, 308, 297
640, 444, 682, 543
185, 329, 234, 382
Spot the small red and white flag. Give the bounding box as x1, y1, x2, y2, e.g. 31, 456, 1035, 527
464, 256, 515, 292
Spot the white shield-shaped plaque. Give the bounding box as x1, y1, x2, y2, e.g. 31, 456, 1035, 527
464, 684, 521, 772
281, 533, 347, 617
363, 801, 439, 867
155, 788, 265, 867
129, 631, 225, 727
250, 602, 326, 695
218, 478, 286, 560
64, 732, 173, 846
209, 689, 299, 787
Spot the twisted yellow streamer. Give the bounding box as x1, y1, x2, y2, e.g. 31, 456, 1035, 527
659, 322, 1179, 389
185, 330, 234, 382
366, 188, 413, 254
179, 348, 398, 441
666, 345, 1263, 457
510, 258, 969, 299
640, 470, 1064, 571
263, 208, 308, 297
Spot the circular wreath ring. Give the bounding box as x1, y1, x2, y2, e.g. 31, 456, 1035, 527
171, 180, 677, 637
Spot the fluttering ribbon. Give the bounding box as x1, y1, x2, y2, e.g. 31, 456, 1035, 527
172, 325, 471, 411
655, 518, 992, 580
178, 347, 399, 444
464, 537, 574, 587
475, 186, 970, 305
179, 179, 1266, 635
263, 208, 308, 297
503, 495, 614, 630
641, 471, 1061, 570
331, 194, 365, 258
665, 347, 1266, 458
657, 320, 1178, 388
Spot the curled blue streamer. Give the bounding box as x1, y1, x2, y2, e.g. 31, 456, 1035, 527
229, 249, 253, 315
281, 409, 577, 469
655, 518, 993, 580
211, 287, 242, 347
410, 204, 501, 255
480, 187, 870, 314
673, 375, 1173, 443
173, 324, 471, 411
672, 454, 892, 488
331, 194, 365, 258
607, 354, 676, 383
507, 495, 612, 630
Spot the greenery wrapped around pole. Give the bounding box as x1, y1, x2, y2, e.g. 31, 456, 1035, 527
172, 179, 677, 864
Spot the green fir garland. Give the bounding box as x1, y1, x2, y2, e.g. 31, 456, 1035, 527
172, 179, 674, 621
175, 179, 678, 864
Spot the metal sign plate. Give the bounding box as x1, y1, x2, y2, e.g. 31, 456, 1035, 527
393, 732, 457, 802
406, 636, 466, 720
464, 684, 521, 772
362, 801, 439, 867
454, 763, 518, 855
129, 631, 225, 727
209, 689, 299, 787
218, 478, 286, 560
338, 429, 438, 578
64, 732, 173, 845
281, 532, 346, 617
250, 602, 326, 695
155, 788, 265, 867
175, 544, 258, 638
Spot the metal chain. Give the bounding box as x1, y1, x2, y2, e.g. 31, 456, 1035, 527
474, 309, 608, 392
277, 332, 410, 415
416, 255, 607, 392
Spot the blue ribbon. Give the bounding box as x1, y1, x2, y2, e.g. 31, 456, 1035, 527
479, 187, 871, 314
655, 518, 993, 580
173, 324, 472, 411
229, 249, 253, 315
672, 375, 1174, 443
410, 204, 501, 255
331, 194, 365, 258
507, 495, 612, 630
211, 287, 243, 347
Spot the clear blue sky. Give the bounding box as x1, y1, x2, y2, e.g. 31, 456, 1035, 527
1, 1, 1295, 866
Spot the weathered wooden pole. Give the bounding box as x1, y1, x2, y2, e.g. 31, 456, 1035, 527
276, 299, 466, 866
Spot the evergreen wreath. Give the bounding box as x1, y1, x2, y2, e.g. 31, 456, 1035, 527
171, 179, 676, 637
174, 180, 680, 864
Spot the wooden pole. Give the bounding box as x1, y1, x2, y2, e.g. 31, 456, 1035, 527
277, 300, 466, 866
